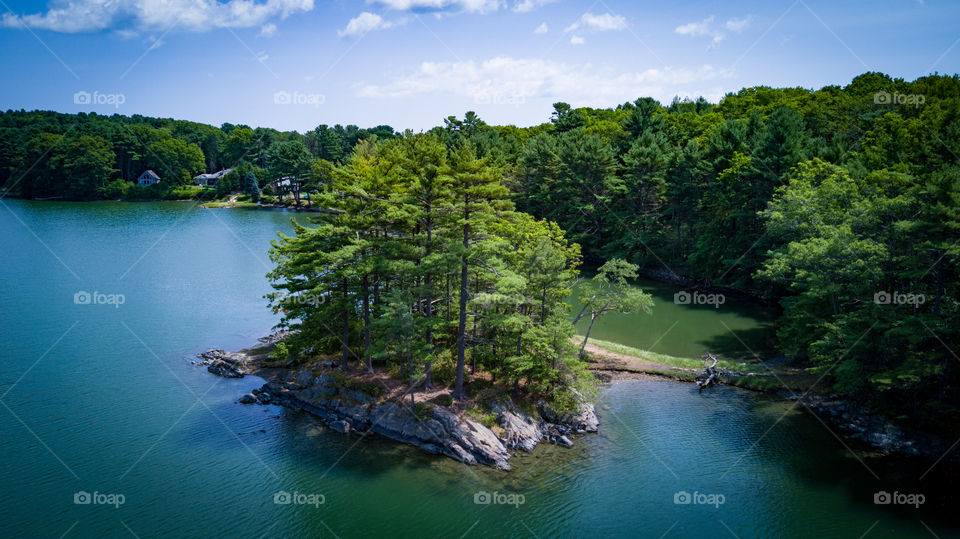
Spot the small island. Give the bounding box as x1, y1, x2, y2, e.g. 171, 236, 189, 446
193, 137, 657, 468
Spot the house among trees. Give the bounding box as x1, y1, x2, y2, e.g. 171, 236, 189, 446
137, 170, 161, 186
193, 168, 233, 187
271, 176, 299, 192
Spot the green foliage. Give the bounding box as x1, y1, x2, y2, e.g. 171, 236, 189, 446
267, 131, 594, 406
412, 401, 434, 420
465, 405, 498, 428
272, 342, 290, 362
98, 179, 131, 199
0, 110, 394, 200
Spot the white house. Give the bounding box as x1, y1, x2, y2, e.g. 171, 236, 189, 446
271, 176, 299, 191
137, 170, 161, 186
193, 168, 233, 187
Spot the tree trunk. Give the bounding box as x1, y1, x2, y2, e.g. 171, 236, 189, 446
407, 342, 415, 407
362, 274, 372, 373
471, 272, 478, 375
424, 212, 434, 388
341, 278, 349, 371
454, 202, 470, 400
578, 314, 597, 359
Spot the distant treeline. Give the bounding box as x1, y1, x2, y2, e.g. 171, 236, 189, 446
2, 71, 959, 429
0, 111, 396, 199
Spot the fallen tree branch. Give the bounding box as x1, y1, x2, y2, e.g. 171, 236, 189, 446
696, 353, 720, 392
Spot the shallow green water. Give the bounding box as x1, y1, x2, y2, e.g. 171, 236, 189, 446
570, 277, 780, 361
0, 200, 952, 538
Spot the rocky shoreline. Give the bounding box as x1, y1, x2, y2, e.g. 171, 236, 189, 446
789, 393, 958, 463
593, 366, 957, 464
196, 336, 955, 469
196, 340, 598, 470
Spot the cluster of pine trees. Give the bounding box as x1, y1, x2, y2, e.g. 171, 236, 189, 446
267, 135, 598, 408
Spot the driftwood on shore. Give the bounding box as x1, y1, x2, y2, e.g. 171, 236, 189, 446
696, 353, 720, 391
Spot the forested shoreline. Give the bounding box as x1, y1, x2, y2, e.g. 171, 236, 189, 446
2, 71, 958, 433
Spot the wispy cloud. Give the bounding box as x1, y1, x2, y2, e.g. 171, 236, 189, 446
0, 0, 313, 33
565, 12, 627, 33
534, 22, 547, 34
259, 23, 277, 37
675, 15, 751, 47
513, 0, 557, 13
338, 11, 404, 36
570, 35, 584, 45
357, 56, 734, 105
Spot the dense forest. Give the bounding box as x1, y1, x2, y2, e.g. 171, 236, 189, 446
2, 71, 958, 429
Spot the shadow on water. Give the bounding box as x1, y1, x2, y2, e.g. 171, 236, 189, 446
696, 325, 780, 362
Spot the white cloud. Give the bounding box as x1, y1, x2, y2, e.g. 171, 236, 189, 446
338, 11, 401, 36
534, 22, 547, 34
369, 0, 502, 14
724, 16, 751, 33
513, 0, 557, 13
259, 22, 277, 37
0, 0, 313, 33
570, 35, 584, 45
675, 15, 751, 47
357, 56, 733, 106
565, 12, 627, 33
675, 16, 715, 37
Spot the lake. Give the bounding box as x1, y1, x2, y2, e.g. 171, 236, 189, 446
0, 200, 951, 538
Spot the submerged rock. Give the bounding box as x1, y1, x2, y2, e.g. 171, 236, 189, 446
238, 393, 257, 404
330, 420, 351, 434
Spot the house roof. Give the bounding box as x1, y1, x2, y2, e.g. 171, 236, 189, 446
140, 170, 160, 180
194, 168, 233, 180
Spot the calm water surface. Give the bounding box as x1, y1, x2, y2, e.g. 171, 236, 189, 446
0, 200, 952, 538
570, 276, 780, 361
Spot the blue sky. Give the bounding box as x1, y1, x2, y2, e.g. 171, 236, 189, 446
0, 0, 957, 131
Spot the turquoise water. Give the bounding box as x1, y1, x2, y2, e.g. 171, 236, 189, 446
0, 200, 952, 538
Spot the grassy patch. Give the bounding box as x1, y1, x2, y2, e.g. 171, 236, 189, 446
413, 401, 434, 420
465, 405, 498, 428
581, 336, 754, 372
